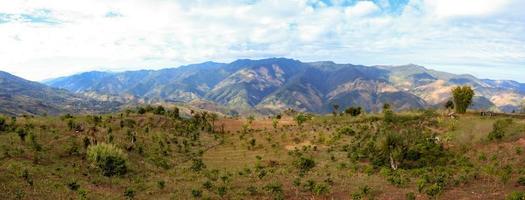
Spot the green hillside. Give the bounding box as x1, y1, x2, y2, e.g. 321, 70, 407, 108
1, 107, 525, 199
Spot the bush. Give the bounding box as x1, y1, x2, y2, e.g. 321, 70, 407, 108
263, 182, 284, 199
87, 143, 127, 176
153, 105, 166, 115
78, 189, 88, 200
488, 119, 512, 141
517, 177, 525, 186
294, 156, 316, 173
507, 191, 525, 200
67, 180, 80, 191
0, 116, 6, 132
124, 188, 135, 199
294, 114, 309, 127
406, 192, 416, 200
191, 189, 202, 198
16, 127, 28, 141
345, 107, 362, 116
190, 158, 206, 172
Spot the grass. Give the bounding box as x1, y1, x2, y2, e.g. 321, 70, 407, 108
0, 109, 524, 199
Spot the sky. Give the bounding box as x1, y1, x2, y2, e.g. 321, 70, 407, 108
0, 0, 524, 82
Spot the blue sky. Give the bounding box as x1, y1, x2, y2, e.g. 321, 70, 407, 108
0, 0, 524, 82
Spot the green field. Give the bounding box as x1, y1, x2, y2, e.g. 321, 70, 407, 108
1, 108, 525, 199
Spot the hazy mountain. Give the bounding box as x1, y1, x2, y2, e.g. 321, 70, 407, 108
0, 71, 122, 116
44, 58, 525, 114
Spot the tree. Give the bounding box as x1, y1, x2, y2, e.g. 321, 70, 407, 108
332, 104, 340, 116
345, 107, 362, 117
153, 105, 166, 115
0, 116, 6, 132
451, 86, 474, 114
383, 103, 391, 111
294, 114, 309, 127
272, 117, 279, 129
209, 113, 218, 132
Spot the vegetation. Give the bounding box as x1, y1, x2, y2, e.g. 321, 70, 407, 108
1, 103, 525, 199
451, 86, 475, 113
87, 143, 128, 176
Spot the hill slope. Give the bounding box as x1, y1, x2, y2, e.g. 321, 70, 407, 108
44, 58, 525, 113
0, 71, 122, 115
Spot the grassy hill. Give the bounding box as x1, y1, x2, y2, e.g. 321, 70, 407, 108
1, 108, 525, 199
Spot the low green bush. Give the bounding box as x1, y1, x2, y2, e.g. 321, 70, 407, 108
87, 143, 127, 176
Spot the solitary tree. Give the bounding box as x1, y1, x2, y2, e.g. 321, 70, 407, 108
451, 86, 474, 114
332, 104, 340, 116
294, 114, 308, 127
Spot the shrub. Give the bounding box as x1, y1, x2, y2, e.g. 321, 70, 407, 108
16, 128, 28, 141
263, 182, 284, 199
153, 105, 166, 115
312, 183, 330, 195
124, 187, 135, 199
488, 119, 512, 141
294, 156, 316, 173
87, 143, 127, 176
507, 191, 525, 200
67, 180, 80, 191
337, 126, 355, 136
0, 116, 6, 132
78, 189, 88, 200
191, 189, 202, 198
217, 186, 227, 197
517, 177, 525, 186
190, 158, 206, 172
157, 180, 166, 189
406, 192, 416, 200
294, 114, 310, 127
345, 107, 362, 116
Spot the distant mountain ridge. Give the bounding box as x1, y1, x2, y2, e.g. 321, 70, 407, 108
44, 58, 525, 114
0, 71, 122, 116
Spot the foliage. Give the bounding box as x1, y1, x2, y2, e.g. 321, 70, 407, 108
124, 187, 135, 200
0, 116, 6, 132
153, 105, 166, 115
444, 99, 454, 110
345, 107, 362, 117
451, 86, 474, 113
263, 182, 284, 199
294, 113, 310, 127
506, 191, 525, 200
294, 156, 316, 173
190, 158, 206, 172
488, 119, 512, 141
87, 143, 128, 176
16, 127, 28, 142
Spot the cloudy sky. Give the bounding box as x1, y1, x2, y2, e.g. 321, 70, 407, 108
0, 0, 524, 81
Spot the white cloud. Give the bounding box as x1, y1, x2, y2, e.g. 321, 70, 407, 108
344, 1, 380, 17
0, 0, 523, 82
423, 0, 512, 18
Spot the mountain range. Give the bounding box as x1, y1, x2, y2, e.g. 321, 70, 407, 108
0, 71, 122, 116
40, 58, 524, 114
